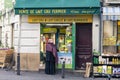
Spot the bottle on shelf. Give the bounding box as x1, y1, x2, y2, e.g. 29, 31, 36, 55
106, 58, 109, 64
112, 58, 115, 64
114, 58, 117, 64
118, 58, 120, 64
116, 58, 118, 64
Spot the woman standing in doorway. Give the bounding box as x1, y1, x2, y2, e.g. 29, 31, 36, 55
45, 39, 58, 75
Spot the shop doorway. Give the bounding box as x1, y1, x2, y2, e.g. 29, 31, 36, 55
40, 23, 72, 69
75, 23, 92, 70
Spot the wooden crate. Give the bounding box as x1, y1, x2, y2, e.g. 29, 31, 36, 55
0, 49, 14, 68
0, 51, 6, 67
84, 62, 92, 78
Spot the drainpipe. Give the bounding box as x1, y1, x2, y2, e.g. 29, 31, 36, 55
99, 1, 103, 54
17, 15, 21, 75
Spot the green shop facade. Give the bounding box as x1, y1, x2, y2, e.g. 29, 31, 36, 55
14, 0, 100, 71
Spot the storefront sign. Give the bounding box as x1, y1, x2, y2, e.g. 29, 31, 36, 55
43, 28, 57, 33
15, 8, 99, 15
28, 15, 92, 23
60, 29, 66, 33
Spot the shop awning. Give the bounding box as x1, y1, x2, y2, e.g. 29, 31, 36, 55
103, 7, 120, 20
14, 0, 100, 15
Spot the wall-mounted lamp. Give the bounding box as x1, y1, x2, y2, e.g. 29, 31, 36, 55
95, 24, 99, 27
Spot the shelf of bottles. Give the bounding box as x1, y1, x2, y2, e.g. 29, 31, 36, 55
93, 55, 120, 77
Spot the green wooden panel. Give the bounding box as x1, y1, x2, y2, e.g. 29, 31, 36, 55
15, 0, 100, 9
72, 22, 76, 70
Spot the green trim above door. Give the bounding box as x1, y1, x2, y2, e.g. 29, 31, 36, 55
72, 22, 76, 70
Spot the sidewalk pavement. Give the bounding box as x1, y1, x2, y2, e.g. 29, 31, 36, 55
0, 69, 118, 80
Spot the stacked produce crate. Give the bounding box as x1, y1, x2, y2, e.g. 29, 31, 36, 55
0, 49, 14, 68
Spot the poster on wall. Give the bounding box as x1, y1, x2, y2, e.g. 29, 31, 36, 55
57, 52, 72, 69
